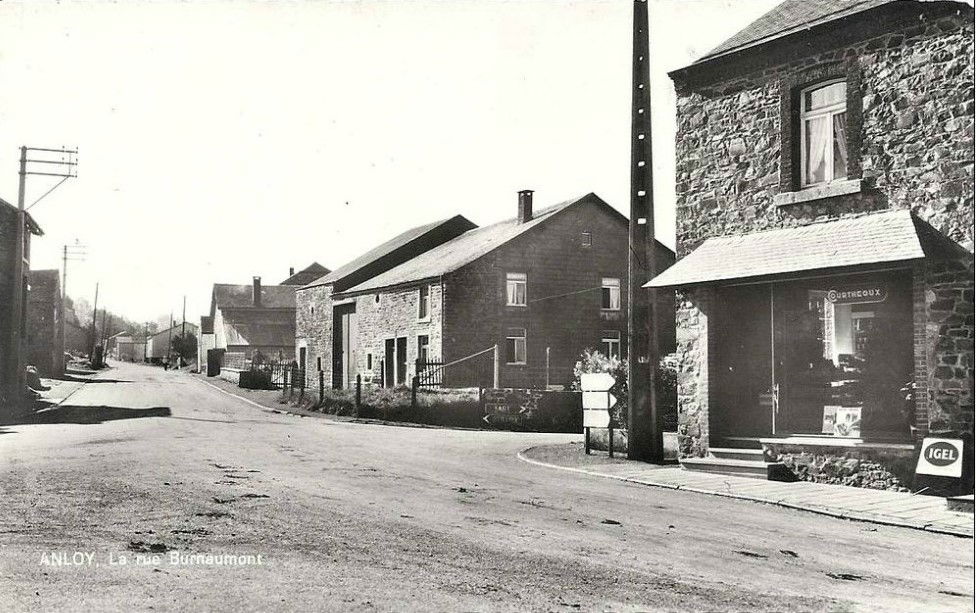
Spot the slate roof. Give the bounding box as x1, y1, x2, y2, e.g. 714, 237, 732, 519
645, 211, 960, 288
212, 283, 297, 310
281, 262, 331, 286
0, 196, 43, 235
222, 320, 295, 348
694, 0, 896, 65
304, 215, 477, 289
339, 193, 649, 296
150, 321, 199, 340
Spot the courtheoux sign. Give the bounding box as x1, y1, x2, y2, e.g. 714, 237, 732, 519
827, 284, 888, 305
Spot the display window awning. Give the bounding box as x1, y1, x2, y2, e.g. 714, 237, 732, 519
645, 210, 969, 289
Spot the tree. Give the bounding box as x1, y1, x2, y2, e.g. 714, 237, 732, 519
171, 332, 197, 364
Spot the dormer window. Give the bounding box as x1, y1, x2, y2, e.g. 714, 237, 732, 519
800, 80, 847, 187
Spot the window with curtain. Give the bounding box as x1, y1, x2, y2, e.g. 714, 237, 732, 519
801, 80, 847, 187
601, 277, 621, 310
505, 328, 527, 364
506, 272, 527, 306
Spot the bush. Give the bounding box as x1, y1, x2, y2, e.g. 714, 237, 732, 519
571, 349, 677, 430
239, 369, 274, 390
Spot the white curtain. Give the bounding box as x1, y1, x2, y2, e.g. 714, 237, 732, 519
833, 113, 848, 178
806, 115, 829, 183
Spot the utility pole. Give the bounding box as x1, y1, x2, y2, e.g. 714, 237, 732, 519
167, 311, 174, 367
6, 145, 77, 397
181, 296, 186, 367
627, 0, 662, 463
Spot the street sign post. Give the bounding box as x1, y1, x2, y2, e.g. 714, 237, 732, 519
581, 373, 618, 457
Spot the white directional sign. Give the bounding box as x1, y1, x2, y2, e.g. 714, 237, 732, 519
581, 373, 615, 392
916, 437, 964, 478
581, 372, 617, 429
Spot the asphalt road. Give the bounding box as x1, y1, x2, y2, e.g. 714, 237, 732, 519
0, 361, 972, 612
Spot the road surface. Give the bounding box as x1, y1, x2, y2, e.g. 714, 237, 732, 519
0, 361, 972, 612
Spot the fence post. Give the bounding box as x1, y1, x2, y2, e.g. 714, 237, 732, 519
355, 374, 362, 414
546, 346, 551, 388
493, 343, 500, 389
411, 375, 418, 409
319, 370, 324, 404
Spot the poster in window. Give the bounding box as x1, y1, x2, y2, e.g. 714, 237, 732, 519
833, 406, 861, 437
822, 405, 839, 434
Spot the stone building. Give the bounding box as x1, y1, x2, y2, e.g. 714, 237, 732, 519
0, 197, 43, 406
298, 191, 675, 391
647, 0, 974, 489
209, 265, 328, 369
26, 269, 64, 377
146, 321, 199, 363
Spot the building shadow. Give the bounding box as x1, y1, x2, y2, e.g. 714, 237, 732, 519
2, 404, 171, 426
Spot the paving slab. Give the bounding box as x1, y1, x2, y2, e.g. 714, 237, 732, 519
520, 443, 974, 538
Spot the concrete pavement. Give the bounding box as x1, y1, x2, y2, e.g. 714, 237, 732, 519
0, 360, 972, 612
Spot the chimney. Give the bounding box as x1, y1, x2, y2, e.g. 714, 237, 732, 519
252, 276, 262, 307
518, 189, 534, 223
289, 267, 295, 277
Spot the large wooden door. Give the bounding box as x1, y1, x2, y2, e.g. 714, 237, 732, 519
384, 339, 395, 388
341, 310, 358, 389
395, 337, 407, 385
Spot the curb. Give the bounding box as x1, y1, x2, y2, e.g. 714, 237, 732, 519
517, 447, 973, 539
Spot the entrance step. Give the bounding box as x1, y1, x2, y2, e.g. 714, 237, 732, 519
709, 447, 767, 462
947, 494, 974, 514
680, 456, 788, 480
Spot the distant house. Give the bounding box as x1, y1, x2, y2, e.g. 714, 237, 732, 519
146, 321, 199, 363
281, 263, 330, 286
0, 197, 43, 400
210, 265, 328, 369
115, 335, 147, 362
26, 269, 64, 377
297, 192, 675, 390
197, 315, 215, 372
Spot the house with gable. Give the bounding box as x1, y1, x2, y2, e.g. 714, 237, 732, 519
646, 0, 974, 488
298, 191, 675, 391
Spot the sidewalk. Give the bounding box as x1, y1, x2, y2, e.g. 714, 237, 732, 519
520, 442, 974, 538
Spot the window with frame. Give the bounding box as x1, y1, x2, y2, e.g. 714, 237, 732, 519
505, 328, 526, 364
418, 335, 430, 364
800, 80, 847, 187
581, 232, 592, 248
601, 277, 621, 311
506, 272, 527, 306
601, 330, 621, 359
418, 284, 430, 320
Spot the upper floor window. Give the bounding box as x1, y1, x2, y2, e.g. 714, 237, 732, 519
801, 80, 847, 187
581, 231, 592, 248
506, 272, 527, 306
418, 284, 430, 320
601, 277, 621, 311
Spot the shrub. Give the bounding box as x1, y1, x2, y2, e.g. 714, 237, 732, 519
571, 349, 677, 430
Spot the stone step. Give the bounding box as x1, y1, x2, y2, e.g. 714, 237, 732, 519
717, 436, 764, 450
680, 456, 783, 480
709, 447, 767, 462
947, 494, 974, 514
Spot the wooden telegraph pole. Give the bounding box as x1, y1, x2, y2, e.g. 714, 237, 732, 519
627, 0, 662, 462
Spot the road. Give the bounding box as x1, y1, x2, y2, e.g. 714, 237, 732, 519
0, 361, 972, 612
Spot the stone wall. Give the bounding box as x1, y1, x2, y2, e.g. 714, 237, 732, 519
674, 9, 974, 257
924, 256, 975, 434
671, 5, 975, 454
0, 205, 16, 389
765, 443, 916, 491
26, 270, 62, 377
482, 387, 581, 432
349, 281, 443, 386
295, 284, 333, 386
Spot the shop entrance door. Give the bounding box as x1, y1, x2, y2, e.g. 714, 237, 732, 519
714, 284, 774, 438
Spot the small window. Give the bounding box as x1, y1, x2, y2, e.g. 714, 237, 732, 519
367, 353, 372, 370
418, 284, 430, 320
505, 328, 526, 364
418, 335, 430, 364
310, 306, 315, 314
374, 294, 380, 304
601, 330, 621, 359
601, 277, 621, 311
316, 357, 322, 371
506, 272, 527, 306
800, 80, 847, 187
581, 232, 592, 248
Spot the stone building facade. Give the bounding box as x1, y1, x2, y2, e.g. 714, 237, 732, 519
298, 192, 676, 391
26, 269, 64, 377
649, 0, 974, 488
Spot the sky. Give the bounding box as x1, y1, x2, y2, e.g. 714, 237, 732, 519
0, 0, 780, 325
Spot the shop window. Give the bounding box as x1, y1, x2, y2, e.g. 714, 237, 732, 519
800, 80, 847, 187
601, 330, 621, 359
601, 278, 621, 311
418, 284, 430, 320
506, 272, 527, 306
505, 327, 526, 364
